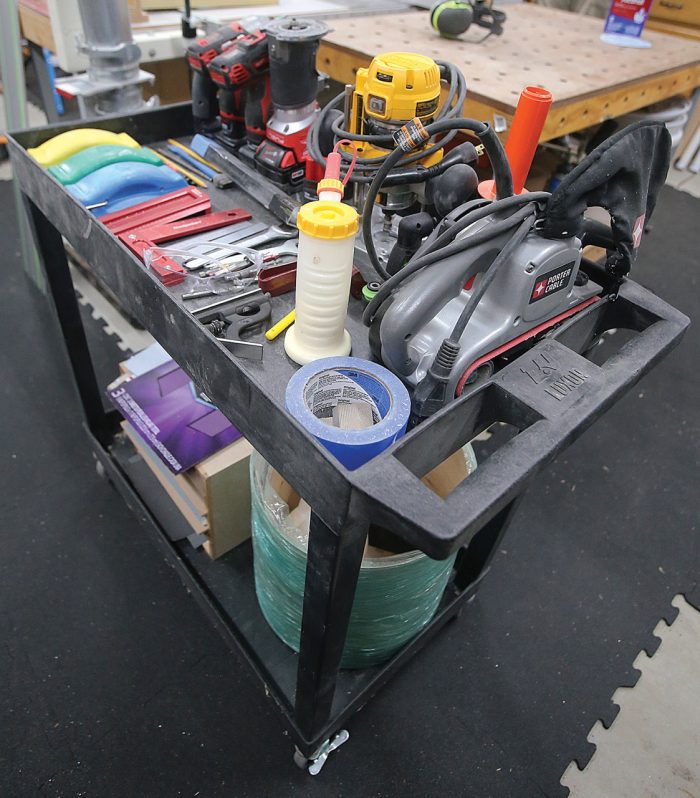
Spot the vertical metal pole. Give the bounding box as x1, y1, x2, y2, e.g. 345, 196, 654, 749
75, 0, 145, 116
294, 512, 367, 743
0, 0, 45, 290
26, 199, 117, 443
0, 0, 27, 129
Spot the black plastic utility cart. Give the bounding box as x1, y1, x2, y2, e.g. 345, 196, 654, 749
7, 102, 689, 770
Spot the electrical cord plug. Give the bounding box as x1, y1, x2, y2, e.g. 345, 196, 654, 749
411, 338, 461, 421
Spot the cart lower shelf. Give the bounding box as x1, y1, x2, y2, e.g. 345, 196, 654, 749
107, 432, 474, 757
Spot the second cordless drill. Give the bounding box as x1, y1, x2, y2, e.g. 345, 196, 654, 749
185, 22, 246, 134
208, 29, 271, 148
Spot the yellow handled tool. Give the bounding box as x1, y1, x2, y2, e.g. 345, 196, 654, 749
265, 309, 296, 341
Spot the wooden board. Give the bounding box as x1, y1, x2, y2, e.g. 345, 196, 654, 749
647, 17, 700, 43
319, 4, 700, 142
187, 438, 253, 560
17, 3, 55, 52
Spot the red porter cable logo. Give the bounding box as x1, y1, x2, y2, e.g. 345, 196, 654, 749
529, 261, 576, 304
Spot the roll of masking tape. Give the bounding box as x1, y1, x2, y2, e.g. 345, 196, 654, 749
285, 357, 411, 471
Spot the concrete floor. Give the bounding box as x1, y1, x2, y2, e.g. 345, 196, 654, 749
562, 596, 700, 797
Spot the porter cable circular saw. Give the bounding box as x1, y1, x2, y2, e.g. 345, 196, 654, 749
307, 55, 671, 422
359, 115, 671, 421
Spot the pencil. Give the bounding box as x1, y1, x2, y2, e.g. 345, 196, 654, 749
147, 147, 208, 188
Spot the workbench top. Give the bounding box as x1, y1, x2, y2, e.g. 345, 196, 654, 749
319, 4, 700, 141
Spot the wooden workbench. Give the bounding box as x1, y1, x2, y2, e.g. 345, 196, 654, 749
318, 4, 700, 142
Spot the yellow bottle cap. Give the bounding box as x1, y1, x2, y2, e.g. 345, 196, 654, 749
297, 200, 358, 240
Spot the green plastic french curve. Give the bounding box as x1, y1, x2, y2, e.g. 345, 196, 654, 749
48, 145, 163, 185
27, 129, 139, 167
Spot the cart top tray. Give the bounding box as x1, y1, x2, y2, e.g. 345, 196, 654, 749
8, 103, 689, 558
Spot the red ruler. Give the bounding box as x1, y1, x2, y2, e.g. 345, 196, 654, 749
101, 187, 212, 236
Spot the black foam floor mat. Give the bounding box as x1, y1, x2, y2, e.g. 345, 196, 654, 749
0, 181, 697, 797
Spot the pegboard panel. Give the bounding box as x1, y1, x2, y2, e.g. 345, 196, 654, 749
323, 4, 700, 111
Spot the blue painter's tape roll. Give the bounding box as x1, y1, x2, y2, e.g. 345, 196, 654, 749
285, 357, 411, 471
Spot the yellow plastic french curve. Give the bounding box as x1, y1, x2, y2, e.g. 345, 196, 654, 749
27, 129, 140, 168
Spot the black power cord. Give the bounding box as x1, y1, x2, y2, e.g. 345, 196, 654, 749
362, 117, 514, 280
306, 60, 466, 182
362, 201, 537, 326
410, 208, 537, 420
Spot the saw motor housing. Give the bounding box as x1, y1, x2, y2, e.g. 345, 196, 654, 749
372, 216, 602, 398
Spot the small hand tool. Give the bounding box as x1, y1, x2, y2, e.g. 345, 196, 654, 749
201, 241, 299, 277
191, 286, 264, 315
225, 296, 272, 339
181, 221, 268, 270
265, 309, 295, 341
120, 207, 251, 286
164, 142, 235, 188
181, 289, 219, 300
178, 220, 266, 252
101, 187, 211, 235
150, 148, 208, 188
258, 260, 297, 296
187, 225, 298, 271
198, 293, 272, 361
236, 225, 297, 249
218, 338, 264, 361
166, 139, 227, 177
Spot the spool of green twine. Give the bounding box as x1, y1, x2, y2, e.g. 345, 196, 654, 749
250, 447, 476, 668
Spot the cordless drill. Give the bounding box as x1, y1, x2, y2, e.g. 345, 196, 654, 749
185, 22, 245, 134
208, 30, 271, 149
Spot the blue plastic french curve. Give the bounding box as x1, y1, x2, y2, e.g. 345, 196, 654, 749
67, 162, 187, 217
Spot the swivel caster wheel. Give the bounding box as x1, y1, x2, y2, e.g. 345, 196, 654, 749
293, 729, 350, 775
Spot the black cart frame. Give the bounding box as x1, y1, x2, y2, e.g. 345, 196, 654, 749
7, 103, 689, 762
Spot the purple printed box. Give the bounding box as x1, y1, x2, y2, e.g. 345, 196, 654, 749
108, 360, 241, 473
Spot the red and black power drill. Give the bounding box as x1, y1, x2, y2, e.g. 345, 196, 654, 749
254, 18, 329, 192
194, 17, 329, 193
208, 29, 271, 149
185, 22, 245, 134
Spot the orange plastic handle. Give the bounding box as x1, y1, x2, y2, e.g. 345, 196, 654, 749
505, 86, 553, 195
